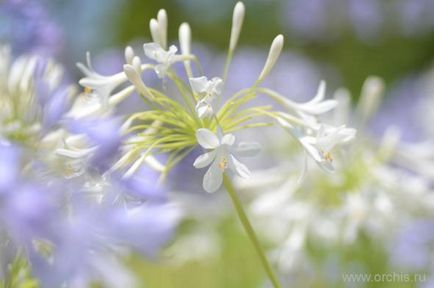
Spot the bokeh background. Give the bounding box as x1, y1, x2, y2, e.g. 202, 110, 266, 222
1, 0, 434, 287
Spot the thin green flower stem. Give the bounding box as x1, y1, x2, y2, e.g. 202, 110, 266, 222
223, 174, 282, 288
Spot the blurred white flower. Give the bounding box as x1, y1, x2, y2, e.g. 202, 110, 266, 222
194, 128, 260, 193
279, 120, 356, 172
74, 52, 136, 118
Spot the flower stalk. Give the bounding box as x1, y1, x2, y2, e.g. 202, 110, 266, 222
223, 174, 282, 288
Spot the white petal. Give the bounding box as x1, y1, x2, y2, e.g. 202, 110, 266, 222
234, 142, 261, 157
193, 151, 216, 169
143, 42, 162, 61
221, 134, 235, 146
298, 100, 337, 115
154, 64, 167, 78
203, 163, 223, 193
56, 147, 95, 159
168, 45, 178, 55
189, 76, 208, 93
210, 77, 223, 95
123, 153, 147, 178
309, 80, 326, 104
195, 100, 214, 118
317, 159, 335, 173
316, 125, 356, 152
338, 127, 356, 142
229, 155, 251, 178
196, 128, 220, 149
299, 137, 323, 163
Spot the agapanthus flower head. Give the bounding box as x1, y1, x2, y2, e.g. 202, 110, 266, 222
0, 141, 179, 288
0, 48, 181, 286
75, 2, 355, 194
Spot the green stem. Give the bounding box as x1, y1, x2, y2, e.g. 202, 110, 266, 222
223, 174, 282, 288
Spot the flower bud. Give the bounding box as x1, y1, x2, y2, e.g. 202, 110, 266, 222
149, 18, 161, 46
132, 56, 141, 73
124, 46, 134, 65
157, 9, 168, 49
229, 2, 245, 51
179, 22, 191, 56
257, 34, 284, 84
357, 76, 384, 122
124, 64, 152, 100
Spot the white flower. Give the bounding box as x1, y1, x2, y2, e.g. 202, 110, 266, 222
74, 52, 135, 118
193, 128, 260, 193
279, 120, 356, 172
143, 43, 182, 78
189, 76, 223, 118
77, 52, 128, 104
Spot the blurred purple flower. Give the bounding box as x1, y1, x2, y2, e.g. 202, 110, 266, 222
280, 0, 434, 42
34, 200, 179, 288
115, 166, 167, 203
395, 0, 434, 37
0, 142, 179, 286
391, 219, 434, 271
0, 142, 20, 191
33, 59, 71, 130
347, 0, 382, 41
0, 0, 63, 57
283, 0, 330, 40
1, 183, 59, 245
65, 117, 122, 171
372, 76, 425, 142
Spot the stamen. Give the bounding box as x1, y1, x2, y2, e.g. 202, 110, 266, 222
324, 152, 333, 162
219, 157, 229, 171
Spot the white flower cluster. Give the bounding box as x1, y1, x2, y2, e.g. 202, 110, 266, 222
72, 2, 356, 195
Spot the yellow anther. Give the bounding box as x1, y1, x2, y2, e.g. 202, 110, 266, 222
324, 152, 333, 162
218, 157, 228, 171
84, 87, 93, 94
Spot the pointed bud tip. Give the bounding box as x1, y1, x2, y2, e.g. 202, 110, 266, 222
179, 22, 192, 55
257, 34, 285, 83
157, 9, 167, 20
179, 22, 191, 32
364, 76, 384, 93
234, 2, 245, 16
229, 2, 246, 51
125, 46, 134, 64
150, 18, 159, 29
132, 56, 141, 71
273, 34, 284, 47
